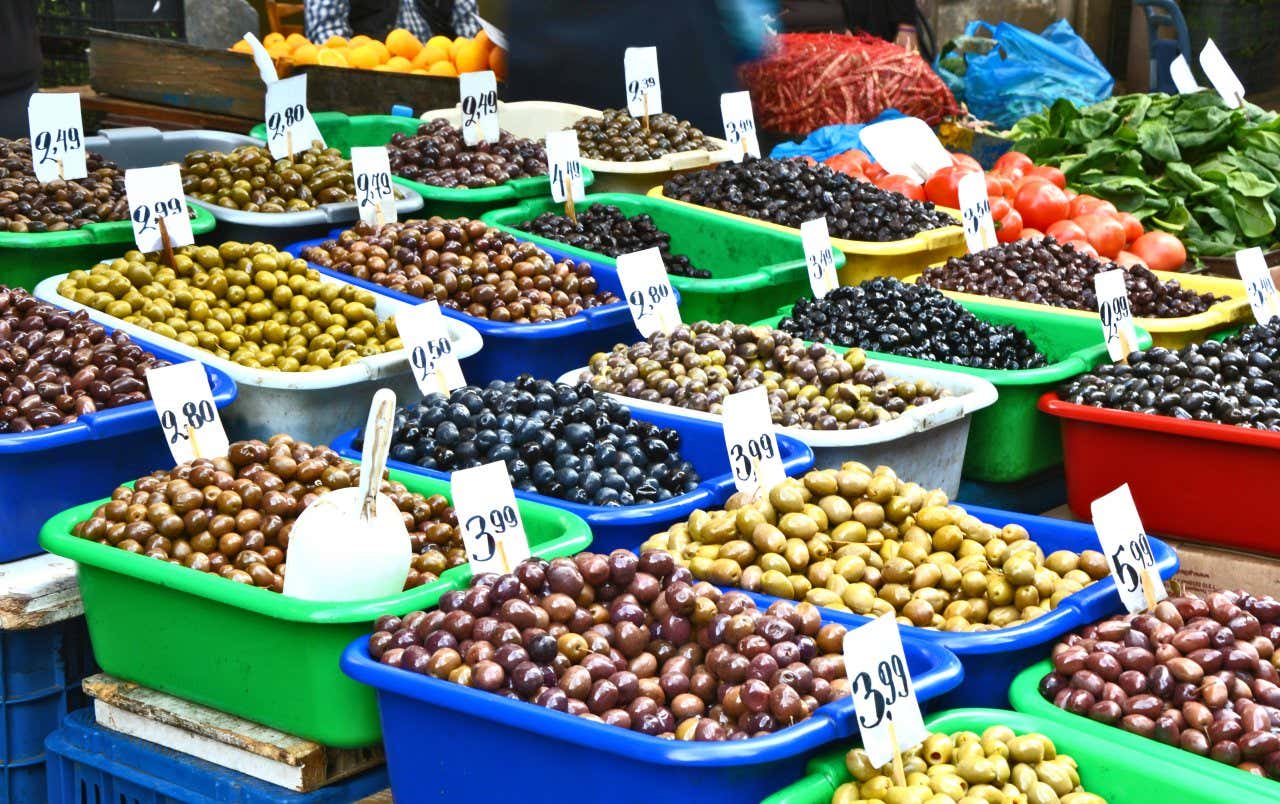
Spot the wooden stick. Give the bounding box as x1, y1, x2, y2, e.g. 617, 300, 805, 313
496, 540, 511, 575
57, 158, 64, 181
887, 720, 906, 788
186, 424, 201, 460
286, 130, 294, 158
565, 191, 577, 225
643, 92, 650, 132
435, 362, 450, 396
1140, 566, 1159, 611
157, 216, 176, 269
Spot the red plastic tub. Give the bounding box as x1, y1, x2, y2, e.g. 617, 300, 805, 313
1040, 391, 1280, 553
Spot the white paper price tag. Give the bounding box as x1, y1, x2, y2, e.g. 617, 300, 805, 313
842, 614, 928, 769
721, 386, 786, 497
396, 300, 465, 396
473, 15, 509, 50
349, 146, 397, 227
1236, 247, 1280, 324
1200, 38, 1246, 108
720, 91, 760, 162
1091, 483, 1166, 614
1169, 54, 1201, 95
125, 165, 194, 254
859, 117, 952, 181
451, 461, 530, 575
145, 361, 230, 465
801, 217, 838, 299
545, 129, 585, 204
243, 31, 281, 84
618, 247, 680, 337
1094, 269, 1138, 362
459, 70, 499, 146
958, 170, 996, 253
264, 74, 324, 159
27, 93, 86, 183
624, 47, 662, 117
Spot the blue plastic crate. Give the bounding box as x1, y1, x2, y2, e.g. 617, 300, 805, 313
340, 621, 962, 804
46, 709, 389, 804
331, 405, 815, 552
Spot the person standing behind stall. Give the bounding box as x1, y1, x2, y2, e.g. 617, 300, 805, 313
304, 0, 479, 42
0, 0, 41, 140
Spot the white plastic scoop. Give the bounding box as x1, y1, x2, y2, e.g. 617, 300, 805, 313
283, 388, 411, 601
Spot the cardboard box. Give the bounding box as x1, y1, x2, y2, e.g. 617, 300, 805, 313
1158, 537, 1280, 600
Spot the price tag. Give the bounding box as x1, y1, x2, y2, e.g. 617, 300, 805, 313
27, 93, 86, 183
396, 300, 465, 396
350, 146, 397, 227
859, 117, 953, 182
1091, 483, 1166, 614
145, 361, 230, 465
450, 461, 531, 575
624, 46, 663, 117
617, 247, 680, 337
720, 91, 760, 162
125, 165, 194, 254
264, 74, 324, 159
958, 170, 996, 253
1094, 269, 1138, 362
1236, 247, 1280, 324
1169, 54, 1201, 95
473, 14, 509, 50
842, 614, 928, 770
1199, 38, 1246, 108
242, 31, 282, 84
801, 217, 838, 299
545, 129, 585, 204
722, 386, 786, 497
459, 70, 499, 146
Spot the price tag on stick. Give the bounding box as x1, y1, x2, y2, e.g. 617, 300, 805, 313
617, 247, 680, 337
1169, 54, 1201, 95
350, 146, 397, 227
624, 46, 662, 122
720, 91, 760, 162
1199, 38, 1246, 108
1091, 483, 1166, 614
843, 614, 928, 774
958, 171, 996, 252
396, 300, 465, 396
722, 386, 786, 497
125, 165, 193, 256
859, 117, 953, 182
450, 461, 530, 575
27, 93, 86, 183
264, 74, 324, 159
545, 129, 585, 220
145, 361, 230, 465
1094, 269, 1138, 363
801, 217, 838, 299
1236, 247, 1280, 324
459, 70, 499, 146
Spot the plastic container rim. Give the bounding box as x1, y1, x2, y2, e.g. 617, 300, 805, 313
0, 204, 216, 248
1038, 390, 1280, 450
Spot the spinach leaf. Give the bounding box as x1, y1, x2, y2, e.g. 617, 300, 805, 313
1137, 120, 1181, 162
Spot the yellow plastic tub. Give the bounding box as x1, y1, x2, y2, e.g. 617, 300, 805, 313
905, 267, 1250, 349
647, 186, 966, 284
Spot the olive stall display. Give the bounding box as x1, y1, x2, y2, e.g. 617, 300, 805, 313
1039, 589, 1280, 780
178, 143, 383, 212
835, 726, 1106, 804
386, 119, 547, 189
0, 137, 130, 232
516, 204, 711, 279
0, 286, 169, 432
368, 549, 854, 740
581, 322, 948, 431
55, 242, 401, 372
641, 465, 1110, 631
778, 277, 1048, 371
573, 108, 720, 162
300, 218, 620, 323
72, 434, 463, 590
361, 375, 700, 506
661, 157, 956, 242
917, 237, 1221, 317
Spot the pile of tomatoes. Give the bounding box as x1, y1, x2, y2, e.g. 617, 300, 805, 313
822, 149, 1188, 271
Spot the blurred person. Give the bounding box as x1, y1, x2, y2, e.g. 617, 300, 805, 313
0, 0, 40, 140
304, 0, 480, 43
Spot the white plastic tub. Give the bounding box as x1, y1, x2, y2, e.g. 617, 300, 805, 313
35, 273, 483, 445
558, 360, 997, 497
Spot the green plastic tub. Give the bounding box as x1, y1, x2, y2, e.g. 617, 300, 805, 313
1010, 660, 1280, 803
481, 193, 843, 324
763, 707, 1246, 804
754, 300, 1154, 483
39, 467, 591, 748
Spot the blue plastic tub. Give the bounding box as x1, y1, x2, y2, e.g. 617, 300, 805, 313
0, 326, 237, 562
331, 406, 816, 553
340, 624, 962, 804
283, 229, 649, 385
45, 709, 388, 804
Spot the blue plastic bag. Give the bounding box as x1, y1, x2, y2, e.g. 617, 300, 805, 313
769, 110, 905, 162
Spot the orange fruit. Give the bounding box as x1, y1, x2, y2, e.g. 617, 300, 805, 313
347, 44, 380, 70
449, 37, 468, 59
488, 47, 508, 81
475, 30, 494, 51
267, 43, 291, 59
411, 68, 429, 75
385, 28, 422, 59
317, 49, 348, 67
427, 61, 458, 77
229, 40, 252, 54
386, 56, 413, 72
367, 40, 391, 64
350, 34, 373, 47
285, 33, 310, 51
412, 43, 449, 67
426, 35, 453, 53
262, 32, 285, 47
322, 35, 348, 49
454, 40, 489, 75
292, 43, 320, 65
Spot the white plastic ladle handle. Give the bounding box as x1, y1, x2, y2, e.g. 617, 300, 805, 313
357, 388, 397, 521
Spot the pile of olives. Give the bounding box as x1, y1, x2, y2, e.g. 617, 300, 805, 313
387, 120, 546, 189
73, 435, 464, 590
178, 144, 361, 212
662, 157, 956, 242
580, 322, 947, 431
835, 727, 1105, 804
573, 109, 719, 162
779, 278, 1048, 371
55, 242, 401, 372
918, 238, 1221, 317
516, 204, 711, 279
300, 218, 619, 323
371, 549, 854, 740
0, 286, 168, 432
642, 465, 1109, 632
0, 138, 130, 232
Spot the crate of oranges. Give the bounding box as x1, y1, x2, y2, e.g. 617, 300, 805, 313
231, 28, 508, 81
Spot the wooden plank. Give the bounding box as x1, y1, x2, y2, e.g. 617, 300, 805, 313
0, 553, 82, 630
359, 790, 394, 803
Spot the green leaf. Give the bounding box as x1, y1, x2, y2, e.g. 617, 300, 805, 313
1163, 162, 1211, 193
1234, 196, 1278, 238
1137, 120, 1181, 162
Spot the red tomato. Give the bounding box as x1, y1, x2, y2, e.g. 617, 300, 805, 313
1019, 227, 1045, 240
990, 197, 1011, 219
824, 150, 869, 176
1045, 220, 1088, 243
1117, 212, 1144, 244
1064, 188, 1077, 199
1014, 181, 1070, 231
995, 151, 1034, 175
1069, 195, 1118, 218
951, 153, 982, 171
1026, 165, 1067, 189
924, 166, 967, 208
863, 161, 888, 181
995, 208, 1023, 242
874, 174, 926, 202
1130, 231, 1188, 271
1065, 239, 1100, 259
1116, 251, 1148, 269
1073, 213, 1126, 259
